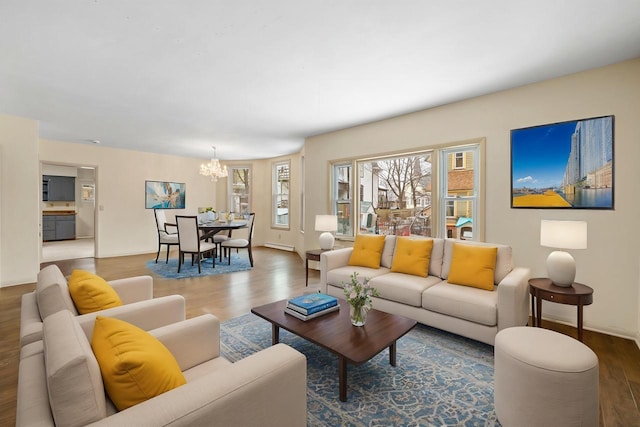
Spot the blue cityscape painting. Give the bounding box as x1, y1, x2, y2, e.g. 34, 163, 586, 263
145, 180, 186, 209
511, 115, 614, 209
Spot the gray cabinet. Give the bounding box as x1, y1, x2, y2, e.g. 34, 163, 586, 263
43, 214, 76, 241
43, 176, 75, 201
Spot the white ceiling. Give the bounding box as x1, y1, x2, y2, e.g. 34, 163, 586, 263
1, 1, 640, 161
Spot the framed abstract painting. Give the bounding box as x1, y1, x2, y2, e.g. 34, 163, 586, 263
511, 115, 614, 209
145, 180, 186, 209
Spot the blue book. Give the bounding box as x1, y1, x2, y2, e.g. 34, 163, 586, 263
287, 293, 338, 315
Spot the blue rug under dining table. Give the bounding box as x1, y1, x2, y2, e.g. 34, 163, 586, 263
145, 253, 252, 279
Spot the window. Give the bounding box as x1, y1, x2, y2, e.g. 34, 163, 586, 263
300, 156, 305, 232
357, 152, 432, 237
272, 161, 290, 228
330, 141, 482, 240
229, 166, 250, 217
440, 146, 479, 240
332, 163, 352, 236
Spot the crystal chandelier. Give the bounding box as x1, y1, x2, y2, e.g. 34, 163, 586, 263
199, 146, 228, 181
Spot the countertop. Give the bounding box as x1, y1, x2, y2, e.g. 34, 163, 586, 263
43, 211, 77, 216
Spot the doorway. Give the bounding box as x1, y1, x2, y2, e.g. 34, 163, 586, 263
41, 163, 96, 262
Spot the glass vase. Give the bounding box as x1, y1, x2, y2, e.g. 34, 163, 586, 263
350, 304, 368, 327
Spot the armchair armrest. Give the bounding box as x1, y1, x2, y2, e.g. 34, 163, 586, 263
497, 266, 531, 330
319, 248, 353, 293
164, 222, 177, 234
150, 314, 220, 371
77, 295, 186, 339
109, 275, 153, 303
88, 344, 307, 427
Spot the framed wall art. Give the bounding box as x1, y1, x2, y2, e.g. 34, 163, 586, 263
511, 115, 614, 209
145, 180, 186, 209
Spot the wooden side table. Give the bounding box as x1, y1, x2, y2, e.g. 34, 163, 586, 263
528, 278, 594, 341
305, 249, 330, 286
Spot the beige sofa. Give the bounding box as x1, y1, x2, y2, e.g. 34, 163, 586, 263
320, 236, 531, 345
20, 265, 171, 346
17, 310, 308, 427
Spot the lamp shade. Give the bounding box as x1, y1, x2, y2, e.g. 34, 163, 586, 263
540, 220, 587, 249
315, 215, 338, 232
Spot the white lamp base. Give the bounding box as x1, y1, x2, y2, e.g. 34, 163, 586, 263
319, 232, 334, 250
546, 250, 576, 287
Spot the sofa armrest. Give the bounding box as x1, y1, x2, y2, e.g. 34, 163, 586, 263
319, 248, 353, 293
20, 291, 44, 347
76, 295, 186, 339
497, 266, 531, 331
88, 344, 307, 427
108, 275, 153, 304
150, 314, 220, 371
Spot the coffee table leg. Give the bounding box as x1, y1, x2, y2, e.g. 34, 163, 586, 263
272, 324, 280, 345
389, 342, 397, 367
339, 356, 347, 402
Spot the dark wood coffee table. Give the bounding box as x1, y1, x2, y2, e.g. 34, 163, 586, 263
251, 298, 417, 401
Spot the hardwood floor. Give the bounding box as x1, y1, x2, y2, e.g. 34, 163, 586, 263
1, 247, 638, 426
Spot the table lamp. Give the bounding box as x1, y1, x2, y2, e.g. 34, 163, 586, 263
315, 215, 338, 250
540, 220, 587, 287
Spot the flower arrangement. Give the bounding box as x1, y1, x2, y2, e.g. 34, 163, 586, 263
342, 272, 379, 326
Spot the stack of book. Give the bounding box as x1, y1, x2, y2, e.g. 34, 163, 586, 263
285, 293, 339, 321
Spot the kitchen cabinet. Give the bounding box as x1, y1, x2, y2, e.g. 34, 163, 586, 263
43, 175, 75, 201
43, 214, 76, 241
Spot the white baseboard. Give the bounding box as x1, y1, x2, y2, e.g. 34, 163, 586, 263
264, 243, 295, 252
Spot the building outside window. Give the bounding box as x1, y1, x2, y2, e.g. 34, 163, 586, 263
440, 146, 478, 240
272, 161, 290, 228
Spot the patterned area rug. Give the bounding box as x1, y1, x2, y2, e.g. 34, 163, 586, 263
221, 313, 501, 426
145, 253, 251, 279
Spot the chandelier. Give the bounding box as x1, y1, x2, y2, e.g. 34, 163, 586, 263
199, 146, 228, 181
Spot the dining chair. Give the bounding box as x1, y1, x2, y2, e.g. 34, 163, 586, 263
221, 213, 255, 267
154, 209, 179, 263
175, 215, 217, 273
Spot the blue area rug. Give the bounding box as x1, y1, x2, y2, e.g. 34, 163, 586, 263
221, 313, 500, 426
145, 253, 252, 279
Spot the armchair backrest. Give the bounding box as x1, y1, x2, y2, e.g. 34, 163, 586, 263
154, 209, 168, 232
176, 216, 200, 252
247, 213, 256, 242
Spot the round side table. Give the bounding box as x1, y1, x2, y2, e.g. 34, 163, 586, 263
528, 278, 594, 342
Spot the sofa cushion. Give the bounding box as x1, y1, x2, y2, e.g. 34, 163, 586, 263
91, 316, 187, 411
348, 234, 386, 268
390, 237, 433, 277
441, 239, 513, 284
326, 265, 390, 289
380, 235, 397, 268
43, 310, 106, 427
36, 264, 79, 319
447, 243, 497, 290
428, 238, 445, 278
370, 272, 441, 307
68, 270, 123, 314
423, 281, 498, 326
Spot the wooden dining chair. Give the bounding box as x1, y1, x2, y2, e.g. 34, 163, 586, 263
221, 213, 255, 267
154, 209, 179, 263
175, 215, 217, 273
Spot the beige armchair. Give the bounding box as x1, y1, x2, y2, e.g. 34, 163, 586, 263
17, 311, 307, 427
20, 264, 182, 346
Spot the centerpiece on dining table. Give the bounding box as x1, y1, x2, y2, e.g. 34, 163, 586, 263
342, 272, 379, 326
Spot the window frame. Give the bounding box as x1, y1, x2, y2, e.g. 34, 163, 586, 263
329, 139, 484, 240
272, 160, 290, 229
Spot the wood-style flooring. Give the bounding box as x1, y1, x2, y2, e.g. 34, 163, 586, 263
1, 247, 638, 426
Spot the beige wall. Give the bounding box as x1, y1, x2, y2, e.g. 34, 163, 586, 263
304, 59, 640, 340
0, 115, 40, 285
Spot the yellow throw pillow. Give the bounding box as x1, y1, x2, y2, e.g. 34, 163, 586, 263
68, 270, 123, 314
348, 234, 386, 269
91, 316, 187, 411
447, 243, 497, 290
390, 237, 434, 277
